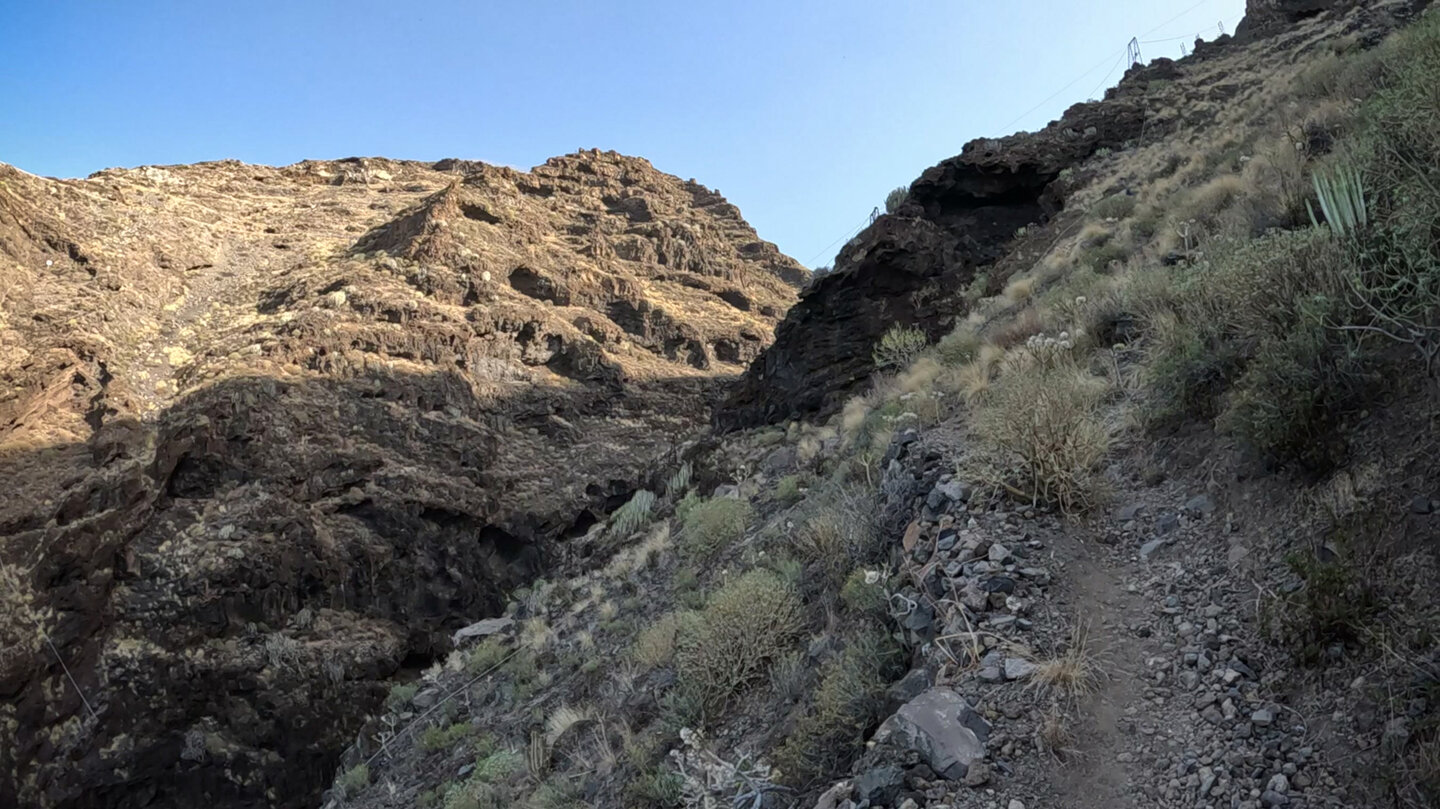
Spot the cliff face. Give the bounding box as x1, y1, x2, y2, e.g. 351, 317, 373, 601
0, 151, 802, 809
716, 94, 1148, 429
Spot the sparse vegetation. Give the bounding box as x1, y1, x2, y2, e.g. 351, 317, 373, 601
773, 474, 804, 504
774, 632, 902, 785
884, 186, 909, 213
337, 763, 370, 798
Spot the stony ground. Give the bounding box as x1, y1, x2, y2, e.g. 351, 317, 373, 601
819, 416, 1436, 809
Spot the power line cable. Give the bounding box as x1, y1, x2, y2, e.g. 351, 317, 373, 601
804, 212, 873, 267
1138, 0, 1217, 38
1083, 51, 1130, 101
995, 44, 1130, 134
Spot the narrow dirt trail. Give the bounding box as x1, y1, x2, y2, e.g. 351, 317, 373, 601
1056, 549, 1146, 808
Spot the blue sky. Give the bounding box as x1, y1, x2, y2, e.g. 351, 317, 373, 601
2, 0, 1245, 267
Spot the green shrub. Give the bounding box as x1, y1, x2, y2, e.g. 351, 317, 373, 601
963, 272, 990, 304
774, 474, 805, 504
840, 568, 888, 618
421, 721, 474, 752
675, 569, 804, 708
1078, 240, 1131, 271
774, 632, 903, 785
673, 491, 701, 523
384, 682, 418, 712
463, 637, 510, 674
1218, 308, 1359, 470
1264, 544, 1378, 666
624, 769, 684, 808
885, 186, 909, 213
680, 497, 752, 560
337, 763, 370, 798
1091, 193, 1137, 220
473, 749, 524, 783
1141, 317, 1239, 428
872, 324, 927, 370
936, 327, 983, 366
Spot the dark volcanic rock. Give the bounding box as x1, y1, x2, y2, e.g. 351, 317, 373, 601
717, 99, 1145, 429
1236, 0, 1351, 40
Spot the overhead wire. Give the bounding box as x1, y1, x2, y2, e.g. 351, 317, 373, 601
804, 212, 875, 267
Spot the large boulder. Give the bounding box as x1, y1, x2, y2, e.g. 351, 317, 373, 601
871, 687, 991, 781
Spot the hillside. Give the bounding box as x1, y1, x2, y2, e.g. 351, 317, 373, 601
5, 1, 1440, 809
0, 151, 802, 808
314, 2, 1440, 809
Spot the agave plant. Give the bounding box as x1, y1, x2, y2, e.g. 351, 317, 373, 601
1307, 164, 1368, 238
609, 489, 656, 538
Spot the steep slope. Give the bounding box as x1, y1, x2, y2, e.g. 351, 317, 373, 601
0, 151, 802, 809
718, 0, 1417, 429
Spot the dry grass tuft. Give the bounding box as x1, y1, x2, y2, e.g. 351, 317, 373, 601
974, 355, 1112, 513
840, 396, 872, 443
1028, 619, 1106, 700
950, 343, 1003, 402
1003, 276, 1036, 304
989, 306, 1048, 350
544, 704, 597, 747
632, 612, 683, 670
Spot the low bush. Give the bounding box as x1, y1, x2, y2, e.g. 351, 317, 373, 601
789, 486, 882, 589
1091, 192, 1137, 220
675, 569, 804, 709
873, 324, 927, 370
936, 326, 983, 366
773, 632, 903, 785
885, 186, 909, 213
680, 497, 752, 560
632, 612, 682, 670
421, 721, 474, 752
974, 353, 1112, 513
774, 474, 804, 504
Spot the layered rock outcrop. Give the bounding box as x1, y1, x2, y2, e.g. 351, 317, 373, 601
0, 151, 801, 809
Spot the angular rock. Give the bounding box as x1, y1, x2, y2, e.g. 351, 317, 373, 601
873, 687, 990, 780
1004, 658, 1037, 681
854, 765, 905, 806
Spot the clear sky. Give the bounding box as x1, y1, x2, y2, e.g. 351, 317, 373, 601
2, 0, 1245, 268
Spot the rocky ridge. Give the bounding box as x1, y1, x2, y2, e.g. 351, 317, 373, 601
0, 150, 802, 809
718, 0, 1421, 429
